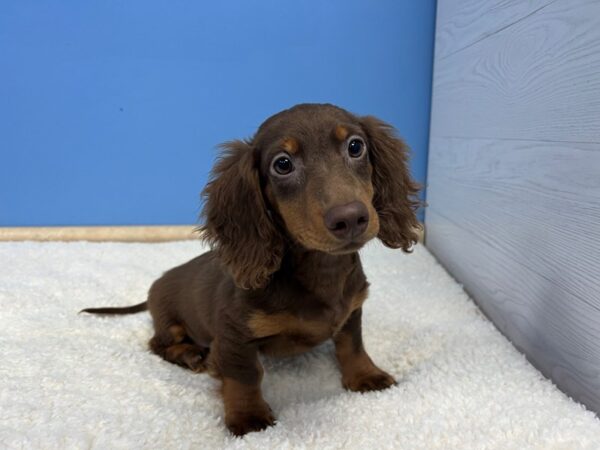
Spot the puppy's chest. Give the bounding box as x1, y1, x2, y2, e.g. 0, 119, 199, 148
248, 288, 368, 357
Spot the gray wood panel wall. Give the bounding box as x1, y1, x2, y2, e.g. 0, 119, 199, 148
426, 0, 600, 413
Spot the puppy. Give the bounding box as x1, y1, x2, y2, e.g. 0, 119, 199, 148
82, 103, 421, 436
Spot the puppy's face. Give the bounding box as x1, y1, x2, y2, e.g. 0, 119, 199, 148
255, 105, 379, 254
201, 103, 420, 289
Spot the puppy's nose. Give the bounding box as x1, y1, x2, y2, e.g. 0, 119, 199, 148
324, 201, 369, 240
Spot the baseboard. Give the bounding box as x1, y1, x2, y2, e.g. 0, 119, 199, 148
0, 225, 198, 242
0, 224, 425, 243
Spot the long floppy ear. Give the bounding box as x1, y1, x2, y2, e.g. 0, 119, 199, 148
361, 116, 422, 252
199, 140, 284, 289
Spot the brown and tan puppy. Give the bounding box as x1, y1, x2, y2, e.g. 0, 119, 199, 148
82, 103, 421, 436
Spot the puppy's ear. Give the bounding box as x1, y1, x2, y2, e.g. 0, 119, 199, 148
361, 116, 422, 252
199, 140, 284, 289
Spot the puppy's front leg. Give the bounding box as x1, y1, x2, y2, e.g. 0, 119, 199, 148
334, 308, 396, 392
212, 334, 274, 436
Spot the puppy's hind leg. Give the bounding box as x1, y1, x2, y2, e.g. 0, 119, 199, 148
150, 324, 209, 373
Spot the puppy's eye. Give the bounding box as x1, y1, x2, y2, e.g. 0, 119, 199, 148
347, 139, 365, 158
272, 155, 294, 175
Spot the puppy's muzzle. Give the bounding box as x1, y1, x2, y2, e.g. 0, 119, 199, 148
324, 201, 369, 240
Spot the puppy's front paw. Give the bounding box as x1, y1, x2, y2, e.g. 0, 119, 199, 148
343, 368, 396, 393
225, 405, 275, 436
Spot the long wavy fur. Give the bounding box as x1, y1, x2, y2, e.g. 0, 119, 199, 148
198, 140, 284, 289
361, 116, 422, 252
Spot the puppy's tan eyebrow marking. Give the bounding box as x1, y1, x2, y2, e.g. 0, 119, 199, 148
334, 125, 349, 141
281, 137, 299, 154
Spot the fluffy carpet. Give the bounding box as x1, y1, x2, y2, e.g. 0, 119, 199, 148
1, 241, 599, 449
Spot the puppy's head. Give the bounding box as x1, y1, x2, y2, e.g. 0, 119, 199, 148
201, 104, 421, 289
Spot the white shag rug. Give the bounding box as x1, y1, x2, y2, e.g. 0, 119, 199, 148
1, 241, 599, 450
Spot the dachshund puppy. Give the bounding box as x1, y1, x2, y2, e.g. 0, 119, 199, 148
82, 103, 421, 436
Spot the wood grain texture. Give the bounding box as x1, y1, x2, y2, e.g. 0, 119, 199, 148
426, 208, 600, 410
431, 0, 600, 142
435, 0, 554, 59
428, 0, 600, 413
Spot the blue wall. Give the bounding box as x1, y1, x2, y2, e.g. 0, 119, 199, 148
0, 1, 436, 226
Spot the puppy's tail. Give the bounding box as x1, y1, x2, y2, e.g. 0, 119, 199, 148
79, 301, 147, 315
